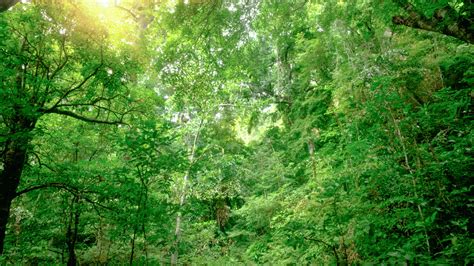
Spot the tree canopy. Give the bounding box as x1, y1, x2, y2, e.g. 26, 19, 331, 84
0, 0, 472, 264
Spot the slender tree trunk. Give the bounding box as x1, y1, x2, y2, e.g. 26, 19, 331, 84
171, 119, 203, 265
140, 175, 149, 263
388, 107, 431, 254
308, 139, 317, 180
129, 169, 146, 266
97, 217, 110, 264
129, 191, 142, 265
66, 196, 80, 266
66, 143, 81, 266
129, 228, 137, 266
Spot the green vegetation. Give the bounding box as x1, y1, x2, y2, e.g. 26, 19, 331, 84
0, 0, 472, 264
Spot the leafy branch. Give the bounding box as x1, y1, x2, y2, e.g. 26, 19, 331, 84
392, 0, 473, 43
15, 182, 113, 211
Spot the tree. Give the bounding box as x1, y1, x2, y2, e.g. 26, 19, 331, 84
0, 0, 472, 263
0, 3, 140, 254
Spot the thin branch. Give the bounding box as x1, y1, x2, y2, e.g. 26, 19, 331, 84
40, 108, 127, 125
115, 5, 138, 20
304, 236, 339, 263
52, 94, 122, 109
88, 149, 99, 162
15, 182, 114, 211
15, 182, 72, 197
48, 64, 103, 110
30, 151, 56, 172
48, 35, 69, 81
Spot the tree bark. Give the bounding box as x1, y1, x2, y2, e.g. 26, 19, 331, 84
0, 135, 31, 254
393, 2, 473, 44
66, 196, 80, 266
0, 0, 19, 12
171, 119, 203, 265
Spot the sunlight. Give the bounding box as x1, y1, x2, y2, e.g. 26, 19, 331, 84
95, 0, 121, 8
69, 0, 142, 55
96, 0, 110, 8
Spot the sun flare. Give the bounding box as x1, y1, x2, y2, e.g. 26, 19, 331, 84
95, 0, 121, 8
96, 0, 110, 8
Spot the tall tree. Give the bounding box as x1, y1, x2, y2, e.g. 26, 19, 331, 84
0, 3, 140, 253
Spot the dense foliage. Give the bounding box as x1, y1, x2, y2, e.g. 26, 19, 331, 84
0, 0, 472, 264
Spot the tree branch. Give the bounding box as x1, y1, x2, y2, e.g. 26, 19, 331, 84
48, 35, 69, 81
40, 108, 127, 125
304, 236, 339, 263
30, 151, 56, 172
48, 64, 103, 110
51, 94, 121, 109
15, 182, 114, 211
15, 182, 72, 197
392, 2, 473, 43
115, 5, 139, 20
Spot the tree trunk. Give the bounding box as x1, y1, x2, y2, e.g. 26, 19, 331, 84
0, 136, 30, 255
66, 196, 80, 266
0, 0, 19, 12
171, 119, 203, 265
0, 111, 36, 254
308, 139, 317, 180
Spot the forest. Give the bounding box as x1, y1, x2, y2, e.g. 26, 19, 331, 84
0, 0, 472, 265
